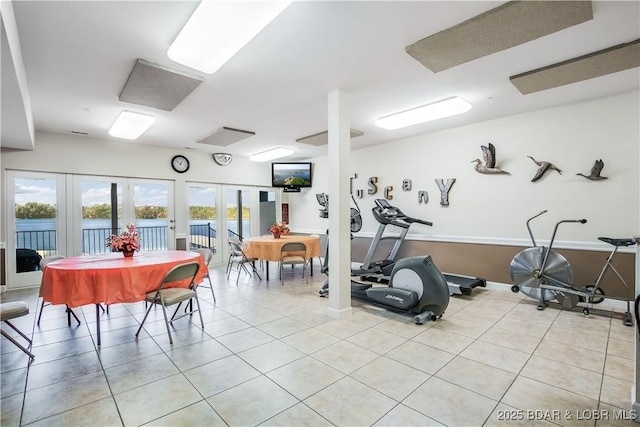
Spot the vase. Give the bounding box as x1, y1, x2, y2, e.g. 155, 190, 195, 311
122, 244, 135, 258
272, 233, 281, 239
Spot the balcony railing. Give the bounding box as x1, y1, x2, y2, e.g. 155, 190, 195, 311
17, 224, 241, 257
189, 222, 243, 253
84, 226, 168, 254
16, 229, 57, 259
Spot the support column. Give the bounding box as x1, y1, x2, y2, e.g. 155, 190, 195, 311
633, 129, 640, 422
326, 89, 352, 320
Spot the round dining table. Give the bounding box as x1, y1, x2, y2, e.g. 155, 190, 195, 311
40, 250, 207, 345
242, 234, 322, 280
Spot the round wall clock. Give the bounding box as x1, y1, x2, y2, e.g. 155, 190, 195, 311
171, 155, 190, 173
212, 153, 233, 166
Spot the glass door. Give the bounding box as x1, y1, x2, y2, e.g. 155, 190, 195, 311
224, 187, 252, 241
6, 171, 67, 288
187, 183, 222, 264
74, 176, 125, 255
132, 180, 175, 250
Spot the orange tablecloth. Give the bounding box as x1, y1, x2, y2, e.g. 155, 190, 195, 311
242, 235, 321, 262
40, 251, 207, 308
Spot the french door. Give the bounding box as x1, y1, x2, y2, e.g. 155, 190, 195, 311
187, 183, 223, 265
6, 172, 174, 289
186, 185, 279, 267
7, 171, 67, 288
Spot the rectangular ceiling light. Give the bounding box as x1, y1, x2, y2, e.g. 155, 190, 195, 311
197, 127, 255, 146
108, 110, 156, 140
406, 1, 593, 73
249, 147, 294, 162
168, 1, 291, 74
296, 129, 364, 146
374, 97, 472, 130
510, 39, 640, 94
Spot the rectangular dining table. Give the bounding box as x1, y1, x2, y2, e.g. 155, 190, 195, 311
39, 250, 208, 345
241, 234, 322, 280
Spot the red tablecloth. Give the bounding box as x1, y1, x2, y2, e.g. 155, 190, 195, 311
40, 251, 207, 308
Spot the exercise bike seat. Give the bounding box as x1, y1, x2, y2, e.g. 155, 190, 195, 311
598, 237, 637, 247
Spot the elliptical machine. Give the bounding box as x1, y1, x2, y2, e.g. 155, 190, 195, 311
316, 196, 450, 324
354, 199, 486, 296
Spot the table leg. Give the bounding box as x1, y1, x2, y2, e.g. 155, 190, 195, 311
266, 262, 269, 281
310, 258, 313, 276
95, 304, 101, 346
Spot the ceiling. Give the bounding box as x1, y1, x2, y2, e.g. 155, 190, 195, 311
2, 1, 639, 161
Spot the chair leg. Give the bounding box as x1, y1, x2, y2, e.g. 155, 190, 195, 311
250, 265, 262, 281
135, 302, 154, 338
280, 262, 284, 286
207, 276, 216, 303
227, 261, 234, 280
193, 295, 205, 329
170, 302, 184, 322
1, 326, 34, 360
159, 300, 173, 345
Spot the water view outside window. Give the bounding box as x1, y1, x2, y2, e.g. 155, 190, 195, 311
16, 179, 172, 257
15, 178, 58, 271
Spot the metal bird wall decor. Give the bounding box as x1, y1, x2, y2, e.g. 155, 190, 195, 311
577, 159, 608, 180
471, 143, 509, 174
527, 156, 562, 182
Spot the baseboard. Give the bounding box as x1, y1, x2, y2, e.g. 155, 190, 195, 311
326, 306, 353, 320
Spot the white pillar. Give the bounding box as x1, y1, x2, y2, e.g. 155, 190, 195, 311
633, 122, 640, 421
326, 89, 353, 319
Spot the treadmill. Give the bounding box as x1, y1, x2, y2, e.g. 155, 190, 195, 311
354, 199, 485, 296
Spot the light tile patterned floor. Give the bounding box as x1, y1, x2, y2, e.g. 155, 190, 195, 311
1, 262, 637, 426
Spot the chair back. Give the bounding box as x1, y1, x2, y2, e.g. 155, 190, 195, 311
195, 248, 213, 265
162, 262, 200, 289
229, 240, 248, 258
281, 242, 306, 256
40, 255, 65, 269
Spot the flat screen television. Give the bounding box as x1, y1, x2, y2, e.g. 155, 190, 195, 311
271, 162, 312, 190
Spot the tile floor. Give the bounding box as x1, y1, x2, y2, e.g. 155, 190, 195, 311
1, 262, 637, 427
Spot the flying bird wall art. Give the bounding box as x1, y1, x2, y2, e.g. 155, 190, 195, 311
577, 159, 608, 180
527, 156, 562, 182
471, 143, 509, 174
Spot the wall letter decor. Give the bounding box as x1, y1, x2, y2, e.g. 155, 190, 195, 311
435, 178, 456, 206
418, 191, 429, 204
384, 186, 393, 200
402, 179, 412, 191
368, 177, 378, 195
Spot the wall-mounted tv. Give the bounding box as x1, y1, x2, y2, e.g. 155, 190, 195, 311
272, 162, 312, 191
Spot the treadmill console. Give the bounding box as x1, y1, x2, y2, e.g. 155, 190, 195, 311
375, 199, 401, 218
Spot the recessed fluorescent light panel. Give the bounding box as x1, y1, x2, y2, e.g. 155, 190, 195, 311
374, 97, 472, 130
108, 110, 156, 140
249, 147, 294, 162
168, 1, 291, 74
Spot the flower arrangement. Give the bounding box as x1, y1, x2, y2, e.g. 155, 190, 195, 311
269, 222, 290, 237
106, 224, 141, 252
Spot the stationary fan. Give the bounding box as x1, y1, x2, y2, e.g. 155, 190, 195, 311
316, 192, 362, 233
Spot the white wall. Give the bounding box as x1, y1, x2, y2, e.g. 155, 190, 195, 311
293, 90, 640, 250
